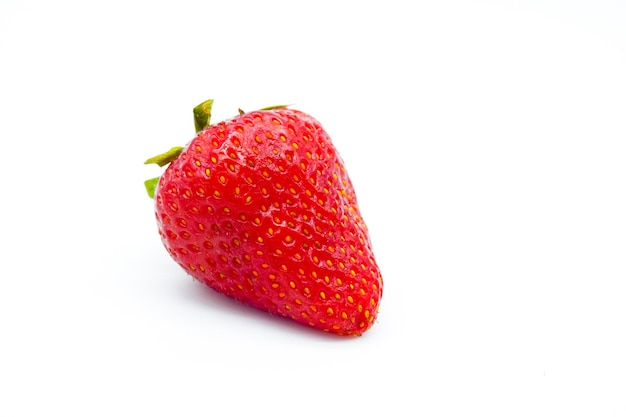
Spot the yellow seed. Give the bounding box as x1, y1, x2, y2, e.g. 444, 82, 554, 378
320, 291, 326, 300
347, 296, 354, 303
341, 312, 348, 320
289, 281, 296, 289
326, 307, 334, 316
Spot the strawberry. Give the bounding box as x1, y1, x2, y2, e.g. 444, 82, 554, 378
145, 99, 383, 336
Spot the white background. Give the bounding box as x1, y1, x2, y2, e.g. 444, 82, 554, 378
1, 0, 625, 415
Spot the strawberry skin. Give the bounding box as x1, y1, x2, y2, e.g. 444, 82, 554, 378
152, 107, 383, 335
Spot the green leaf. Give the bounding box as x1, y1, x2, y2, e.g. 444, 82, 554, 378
144, 177, 160, 199
144, 147, 183, 167
260, 104, 292, 110
193, 99, 214, 133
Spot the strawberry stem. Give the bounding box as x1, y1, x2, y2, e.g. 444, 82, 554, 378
193, 99, 214, 132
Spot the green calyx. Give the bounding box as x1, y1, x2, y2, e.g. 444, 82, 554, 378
144, 177, 160, 199
144, 146, 184, 167
260, 104, 291, 110
143, 98, 214, 199
193, 99, 214, 133
143, 99, 290, 199
143, 146, 184, 198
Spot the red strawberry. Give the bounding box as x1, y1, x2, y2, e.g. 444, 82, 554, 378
145, 99, 383, 336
